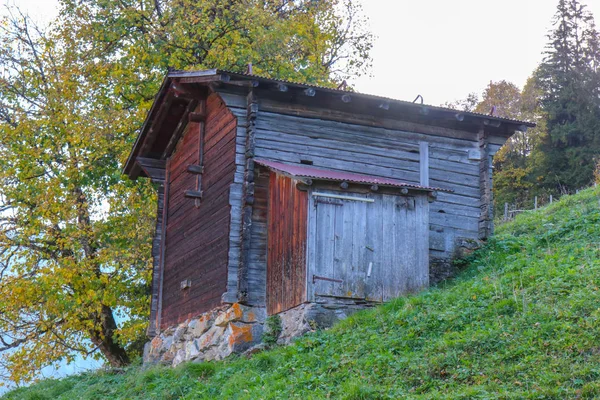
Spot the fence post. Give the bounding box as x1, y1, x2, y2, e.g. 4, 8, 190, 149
534, 196, 538, 210
504, 203, 508, 221
550, 195, 553, 204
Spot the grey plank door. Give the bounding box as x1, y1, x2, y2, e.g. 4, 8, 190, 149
308, 190, 429, 303
312, 195, 379, 300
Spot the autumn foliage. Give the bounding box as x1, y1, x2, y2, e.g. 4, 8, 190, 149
0, 0, 372, 383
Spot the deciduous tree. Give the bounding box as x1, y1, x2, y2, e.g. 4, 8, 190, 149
0, 0, 373, 383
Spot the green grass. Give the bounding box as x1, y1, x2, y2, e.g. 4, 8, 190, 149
6, 187, 600, 399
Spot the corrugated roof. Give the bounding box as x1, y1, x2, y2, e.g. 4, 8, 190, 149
169, 69, 536, 128
255, 159, 450, 193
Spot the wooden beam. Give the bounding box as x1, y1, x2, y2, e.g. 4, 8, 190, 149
179, 75, 220, 84
419, 141, 429, 187
483, 119, 501, 128
162, 99, 198, 158
136, 157, 166, 183
184, 190, 203, 199
188, 112, 206, 123
303, 88, 316, 97
186, 164, 204, 174
137, 157, 165, 169
155, 162, 171, 335
378, 101, 389, 110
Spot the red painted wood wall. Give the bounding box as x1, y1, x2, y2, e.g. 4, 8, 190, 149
267, 173, 309, 315
160, 93, 237, 328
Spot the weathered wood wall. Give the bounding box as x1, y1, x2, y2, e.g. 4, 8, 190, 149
307, 190, 429, 303
217, 88, 508, 305
148, 184, 165, 337
160, 93, 237, 328
267, 173, 308, 315
248, 107, 476, 260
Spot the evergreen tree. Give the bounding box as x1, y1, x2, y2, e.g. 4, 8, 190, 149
536, 0, 600, 191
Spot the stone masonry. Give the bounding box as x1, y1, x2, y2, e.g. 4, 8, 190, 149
143, 300, 377, 366
143, 303, 266, 366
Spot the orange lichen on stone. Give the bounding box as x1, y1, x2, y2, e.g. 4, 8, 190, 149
151, 336, 163, 350
228, 323, 253, 347
231, 303, 243, 319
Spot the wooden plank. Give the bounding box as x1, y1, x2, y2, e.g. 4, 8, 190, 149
257, 98, 482, 142
380, 195, 394, 301
420, 141, 429, 187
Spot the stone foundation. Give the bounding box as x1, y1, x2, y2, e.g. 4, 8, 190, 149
143, 300, 377, 366
430, 238, 483, 285
143, 303, 266, 366
277, 300, 375, 344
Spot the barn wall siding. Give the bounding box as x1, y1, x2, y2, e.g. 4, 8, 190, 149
249, 105, 482, 266
245, 169, 269, 306
216, 89, 509, 298
267, 173, 308, 315
223, 101, 249, 304
160, 93, 237, 328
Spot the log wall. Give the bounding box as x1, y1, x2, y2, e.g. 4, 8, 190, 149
217, 89, 508, 307
160, 93, 237, 328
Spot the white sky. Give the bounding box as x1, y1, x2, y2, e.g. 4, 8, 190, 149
5, 0, 600, 105
354, 0, 600, 104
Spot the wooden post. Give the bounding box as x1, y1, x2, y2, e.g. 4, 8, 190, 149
550, 195, 553, 204
504, 203, 508, 221
237, 90, 258, 304
419, 141, 429, 187
477, 128, 493, 239
534, 196, 538, 210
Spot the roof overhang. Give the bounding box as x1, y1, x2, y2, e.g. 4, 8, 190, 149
124, 69, 536, 180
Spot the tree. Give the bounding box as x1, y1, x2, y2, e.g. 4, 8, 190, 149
0, 0, 373, 384
536, 0, 600, 191
444, 79, 546, 209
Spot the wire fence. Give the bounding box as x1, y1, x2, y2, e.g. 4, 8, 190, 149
501, 182, 598, 222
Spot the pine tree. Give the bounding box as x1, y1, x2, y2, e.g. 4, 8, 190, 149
536, 0, 600, 191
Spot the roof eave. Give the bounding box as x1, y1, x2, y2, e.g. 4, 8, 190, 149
122, 70, 223, 179
214, 69, 537, 132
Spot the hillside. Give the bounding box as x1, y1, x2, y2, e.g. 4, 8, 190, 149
5, 187, 600, 399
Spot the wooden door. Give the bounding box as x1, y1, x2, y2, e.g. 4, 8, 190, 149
307, 190, 429, 303
310, 193, 380, 301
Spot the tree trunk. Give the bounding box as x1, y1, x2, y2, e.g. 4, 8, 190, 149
89, 305, 130, 367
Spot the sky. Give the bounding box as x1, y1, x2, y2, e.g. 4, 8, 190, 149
1, 0, 600, 389
353, 0, 600, 105
5, 0, 600, 105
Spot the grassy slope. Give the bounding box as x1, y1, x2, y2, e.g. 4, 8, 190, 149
6, 188, 600, 400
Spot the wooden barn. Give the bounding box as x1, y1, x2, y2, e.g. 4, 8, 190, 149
124, 69, 534, 346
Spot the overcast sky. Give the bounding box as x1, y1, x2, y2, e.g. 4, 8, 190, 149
5, 0, 600, 105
